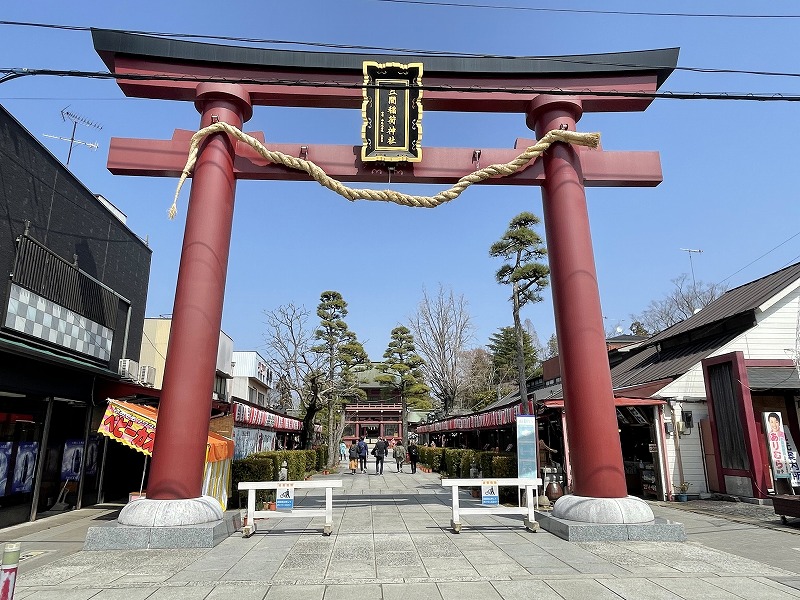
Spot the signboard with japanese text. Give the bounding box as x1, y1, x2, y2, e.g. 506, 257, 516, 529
276, 482, 295, 510
233, 427, 276, 460
98, 400, 156, 456
481, 480, 499, 506
763, 411, 791, 479
784, 424, 800, 488
516, 415, 537, 480
361, 61, 423, 163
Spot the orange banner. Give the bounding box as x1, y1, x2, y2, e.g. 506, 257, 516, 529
98, 400, 233, 462
98, 400, 156, 456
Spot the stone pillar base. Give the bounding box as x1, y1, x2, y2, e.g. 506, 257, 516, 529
118, 495, 223, 527
552, 494, 654, 523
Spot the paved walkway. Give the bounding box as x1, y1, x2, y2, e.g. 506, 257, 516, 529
2, 466, 800, 600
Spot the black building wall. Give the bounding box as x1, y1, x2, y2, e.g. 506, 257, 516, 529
0, 104, 151, 366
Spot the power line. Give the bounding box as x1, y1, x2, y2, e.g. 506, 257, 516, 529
369, 0, 800, 19
2, 21, 800, 80
718, 230, 800, 285
3, 68, 800, 102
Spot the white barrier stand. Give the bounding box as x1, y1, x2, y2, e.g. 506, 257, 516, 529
238, 480, 342, 537
440, 477, 541, 533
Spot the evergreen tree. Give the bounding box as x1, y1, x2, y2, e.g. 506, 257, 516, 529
375, 326, 431, 444
489, 212, 549, 413
487, 326, 538, 384
311, 291, 369, 466
545, 333, 559, 359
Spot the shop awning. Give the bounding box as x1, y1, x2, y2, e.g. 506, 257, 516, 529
541, 397, 666, 408
98, 399, 233, 462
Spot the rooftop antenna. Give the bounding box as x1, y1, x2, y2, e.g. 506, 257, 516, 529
680, 248, 703, 291
42, 106, 102, 165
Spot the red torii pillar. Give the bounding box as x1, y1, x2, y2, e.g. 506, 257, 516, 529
529, 96, 627, 499
120, 84, 253, 525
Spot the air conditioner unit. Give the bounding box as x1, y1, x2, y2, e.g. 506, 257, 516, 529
138, 365, 156, 387
118, 359, 139, 382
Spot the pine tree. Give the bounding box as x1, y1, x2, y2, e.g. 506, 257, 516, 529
489, 212, 549, 413
376, 326, 431, 444
312, 291, 369, 465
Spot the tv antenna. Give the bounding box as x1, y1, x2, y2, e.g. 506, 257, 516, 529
680, 248, 703, 290
42, 107, 102, 165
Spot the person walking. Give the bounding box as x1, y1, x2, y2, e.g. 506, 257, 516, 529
348, 441, 359, 474
393, 440, 407, 473
339, 440, 347, 463
357, 436, 368, 473
373, 436, 388, 475
407, 442, 419, 474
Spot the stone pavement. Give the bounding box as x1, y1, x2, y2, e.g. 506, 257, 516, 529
2, 465, 800, 600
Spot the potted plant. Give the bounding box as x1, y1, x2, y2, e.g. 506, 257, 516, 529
673, 482, 691, 502
262, 491, 276, 511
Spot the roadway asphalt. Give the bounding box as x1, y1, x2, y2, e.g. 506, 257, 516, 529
2, 465, 800, 600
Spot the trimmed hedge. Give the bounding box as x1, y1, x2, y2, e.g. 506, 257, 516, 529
230, 448, 324, 509
417, 447, 514, 479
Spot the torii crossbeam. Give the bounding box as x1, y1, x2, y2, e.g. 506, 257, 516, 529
92, 29, 678, 532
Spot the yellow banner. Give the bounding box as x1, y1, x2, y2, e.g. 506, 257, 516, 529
98, 400, 156, 456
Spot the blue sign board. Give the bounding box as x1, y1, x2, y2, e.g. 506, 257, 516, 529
276, 483, 294, 510
516, 415, 538, 480
481, 481, 499, 506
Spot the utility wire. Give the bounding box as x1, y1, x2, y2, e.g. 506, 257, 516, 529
2, 21, 800, 79
718, 230, 800, 285
369, 0, 800, 18
2, 68, 800, 102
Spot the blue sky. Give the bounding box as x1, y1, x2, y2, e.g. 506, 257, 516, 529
2, 2, 800, 361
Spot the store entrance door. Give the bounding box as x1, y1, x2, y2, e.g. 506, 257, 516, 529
618, 406, 661, 499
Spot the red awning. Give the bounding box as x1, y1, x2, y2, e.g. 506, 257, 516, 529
541, 397, 666, 408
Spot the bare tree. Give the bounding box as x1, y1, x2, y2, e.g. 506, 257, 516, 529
631, 274, 727, 334
408, 285, 474, 415
263, 303, 327, 449
460, 347, 508, 411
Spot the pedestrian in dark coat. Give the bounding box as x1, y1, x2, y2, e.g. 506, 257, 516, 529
407, 442, 419, 474
357, 437, 368, 473
373, 436, 388, 475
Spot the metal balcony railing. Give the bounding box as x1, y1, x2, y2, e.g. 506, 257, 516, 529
11, 233, 127, 329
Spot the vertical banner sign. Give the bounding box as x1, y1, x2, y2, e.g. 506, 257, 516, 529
516, 415, 538, 480
276, 482, 295, 510
481, 480, 499, 506
362, 61, 423, 163
61, 439, 84, 481
786, 428, 800, 488
0, 442, 12, 497
763, 411, 791, 479
11, 442, 38, 494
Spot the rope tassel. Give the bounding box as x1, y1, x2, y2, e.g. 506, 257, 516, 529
168, 122, 600, 219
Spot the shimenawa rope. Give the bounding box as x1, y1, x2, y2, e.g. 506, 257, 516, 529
169, 122, 600, 219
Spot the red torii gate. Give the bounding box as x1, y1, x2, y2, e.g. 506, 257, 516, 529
92, 29, 678, 525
